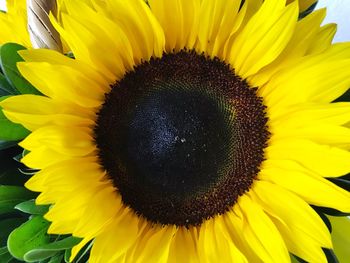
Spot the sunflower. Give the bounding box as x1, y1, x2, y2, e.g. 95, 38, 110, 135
1, 0, 350, 262
0, 0, 31, 46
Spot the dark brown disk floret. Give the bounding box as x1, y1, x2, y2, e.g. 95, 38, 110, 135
94, 50, 269, 226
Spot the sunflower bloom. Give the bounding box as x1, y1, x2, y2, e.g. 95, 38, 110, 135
1, 0, 350, 262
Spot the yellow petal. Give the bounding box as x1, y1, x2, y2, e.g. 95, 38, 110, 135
307, 23, 337, 55
274, 219, 327, 263
228, 0, 297, 78
249, 8, 326, 87
17, 62, 105, 108
259, 165, 350, 212
223, 208, 262, 262
196, 0, 241, 57
131, 225, 176, 263
26, 157, 105, 201
219, 0, 252, 59
73, 185, 122, 240
45, 184, 102, 234
0, 94, 94, 131
238, 194, 290, 263
2, 110, 93, 132
266, 139, 350, 177
252, 180, 331, 261
262, 59, 350, 109
168, 227, 200, 263
259, 42, 350, 105
107, 0, 165, 61
21, 146, 70, 169
149, 0, 200, 52
89, 209, 144, 263
19, 125, 96, 156
0, 94, 94, 119
269, 102, 350, 128
62, 0, 137, 79
0, 94, 94, 132
18, 49, 109, 87
271, 123, 350, 148
198, 217, 248, 263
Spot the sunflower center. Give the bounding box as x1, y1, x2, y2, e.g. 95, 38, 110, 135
95, 50, 269, 226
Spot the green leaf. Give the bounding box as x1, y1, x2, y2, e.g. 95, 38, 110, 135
15, 200, 49, 215
0, 186, 36, 214
0, 73, 16, 95
64, 248, 71, 263
0, 43, 40, 95
7, 216, 50, 260
0, 217, 26, 246
48, 254, 64, 263
0, 108, 30, 141
23, 236, 82, 262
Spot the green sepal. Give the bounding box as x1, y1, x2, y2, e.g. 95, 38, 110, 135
0, 43, 40, 95
15, 200, 49, 215
0, 186, 36, 215
7, 216, 50, 260
23, 236, 82, 262
64, 247, 71, 263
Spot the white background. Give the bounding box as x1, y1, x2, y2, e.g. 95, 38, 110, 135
0, 0, 349, 42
